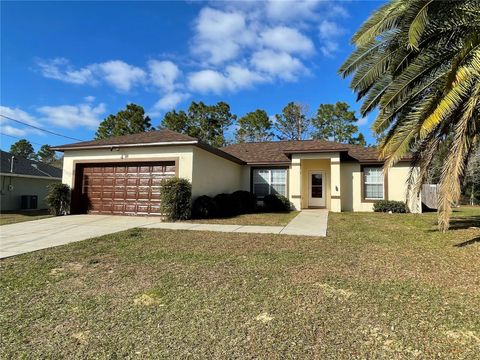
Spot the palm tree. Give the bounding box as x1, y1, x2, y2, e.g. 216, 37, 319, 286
339, 0, 480, 231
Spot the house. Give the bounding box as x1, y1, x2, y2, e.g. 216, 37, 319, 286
52, 129, 421, 216
0, 150, 62, 211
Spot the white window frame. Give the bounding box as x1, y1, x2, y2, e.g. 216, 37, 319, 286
252, 168, 287, 198
363, 166, 384, 200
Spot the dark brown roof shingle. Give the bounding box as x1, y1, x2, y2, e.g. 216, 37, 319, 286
221, 139, 384, 163
51, 129, 197, 150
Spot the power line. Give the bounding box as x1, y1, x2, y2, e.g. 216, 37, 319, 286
0, 114, 84, 141
0, 132, 45, 146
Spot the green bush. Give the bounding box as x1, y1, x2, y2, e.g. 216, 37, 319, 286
45, 183, 71, 216
213, 193, 235, 217
160, 177, 192, 221
192, 195, 217, 219
373, 200, 409, 213
263, 194, 291, 212
231, 190, 256, 214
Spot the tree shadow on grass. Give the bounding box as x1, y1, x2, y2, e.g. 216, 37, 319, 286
454, 236, 480, 248
449, 215, 480, 230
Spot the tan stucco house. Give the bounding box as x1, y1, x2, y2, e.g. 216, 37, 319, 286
52, 129, 421, 216
0, 150, 62, 211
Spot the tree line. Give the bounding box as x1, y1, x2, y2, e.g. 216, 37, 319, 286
93, 101, 367, 147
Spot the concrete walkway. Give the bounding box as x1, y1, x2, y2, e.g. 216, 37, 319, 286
1, 210, 328, 259
280, 209, 329, 236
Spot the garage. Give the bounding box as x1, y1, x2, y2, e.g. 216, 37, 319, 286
73, 161, 176, 215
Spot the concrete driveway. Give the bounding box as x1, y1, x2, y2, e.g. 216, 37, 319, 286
0, 215, 161, 259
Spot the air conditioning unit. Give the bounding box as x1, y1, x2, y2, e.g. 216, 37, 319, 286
21, 195, 38, 210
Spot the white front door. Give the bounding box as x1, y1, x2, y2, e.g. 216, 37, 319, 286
308, 171, 325, 207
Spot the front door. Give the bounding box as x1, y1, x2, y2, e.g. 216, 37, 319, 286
308, 171, 325, 207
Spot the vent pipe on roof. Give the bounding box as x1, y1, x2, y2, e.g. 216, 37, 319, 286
10, 156, 14, 173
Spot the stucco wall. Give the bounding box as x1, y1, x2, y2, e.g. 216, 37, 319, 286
0, 175, 60, 211
191, 147, 243, 197
61, 145, 195, 190
340, 161, 421, 213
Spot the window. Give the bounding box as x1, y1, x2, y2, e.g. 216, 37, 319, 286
252, 168, 287, 197
363, 166, 384, 200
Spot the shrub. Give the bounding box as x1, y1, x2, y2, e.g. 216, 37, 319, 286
263, 194, 291, 212
45, 183, 71, 216
213, 193, 236, 217
231, 190, 256, 214
160, 177, 192, 220
192, 195, 217, 219
373, 200, 409, 213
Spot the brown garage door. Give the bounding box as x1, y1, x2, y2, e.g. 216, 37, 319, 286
74, 161, 176, 215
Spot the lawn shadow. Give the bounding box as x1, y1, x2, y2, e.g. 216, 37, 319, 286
449, 215, 480, 230
454, 236, 480, 248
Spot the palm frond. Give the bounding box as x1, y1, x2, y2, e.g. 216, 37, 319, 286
408, 0, 434, 50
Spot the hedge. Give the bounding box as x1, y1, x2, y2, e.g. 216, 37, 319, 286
45, 183, 71, 216
263, 194, 291, 212
160, 177, 192, 220
373, 200, 409, 213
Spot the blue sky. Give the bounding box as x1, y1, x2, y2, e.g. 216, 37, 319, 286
1, 0, 382, 151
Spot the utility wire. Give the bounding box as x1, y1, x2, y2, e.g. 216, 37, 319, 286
0, 132, 45, 146
0, 114, 84, 141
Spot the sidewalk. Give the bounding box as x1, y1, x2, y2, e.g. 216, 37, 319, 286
144, 209, 329, 237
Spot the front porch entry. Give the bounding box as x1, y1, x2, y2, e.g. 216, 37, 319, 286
288, 152, 342, 212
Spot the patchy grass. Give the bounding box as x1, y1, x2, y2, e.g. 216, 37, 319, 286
185, 211, 300, 226
0, 210, 52, 226
1, 207, 479, 358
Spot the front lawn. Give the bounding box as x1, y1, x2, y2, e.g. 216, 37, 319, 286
1, 207, 479, 358
185, 210, 300, 226
0, 210, 52, 226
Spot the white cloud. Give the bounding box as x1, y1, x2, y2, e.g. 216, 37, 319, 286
251, 50, 305, 81
261, 26, 314, 55
95, 61, 146, 92
153, 92, 189, 111
191, 7, 255, 64
265, 0, 322, 21
318, 20, 345, 56
148, 60, 181, 92
1, 124, 28, 137
37, 58, 95, 85
188, 69, 228, 94
37, 58, 145, 92
84, 95, 95, 102
0, 105, 40, 126
357, 116, 369, 126
188, 65, 266, 94
37, 102, 106, 129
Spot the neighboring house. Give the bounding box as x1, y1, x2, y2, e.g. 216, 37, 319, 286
52, 129, 421, 216
0, 150, 62, 211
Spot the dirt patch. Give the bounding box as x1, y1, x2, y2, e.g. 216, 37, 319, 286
71, 331, 89, 344
316, 283, 355, 299
255, 312, 274, 323
133, 294, 164, 306
49, 268, 64, 275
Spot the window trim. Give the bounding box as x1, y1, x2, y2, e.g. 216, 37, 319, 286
250, 167, 289, 198
360, 164, 388, 202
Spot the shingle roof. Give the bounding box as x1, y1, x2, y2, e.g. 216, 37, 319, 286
51, 128, 197, 150
0, 151, 62, 178
221, 139, 385, 164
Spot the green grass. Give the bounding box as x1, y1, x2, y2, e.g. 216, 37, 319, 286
1, 207, 479, 358
185, 211, 300, 226
0, 210, 52, 226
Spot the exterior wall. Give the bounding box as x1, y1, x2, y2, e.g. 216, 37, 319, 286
61, 145, 195, 190
340, 161, 421, 213
0, 175, 60, 211
191, 147, 243, 197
